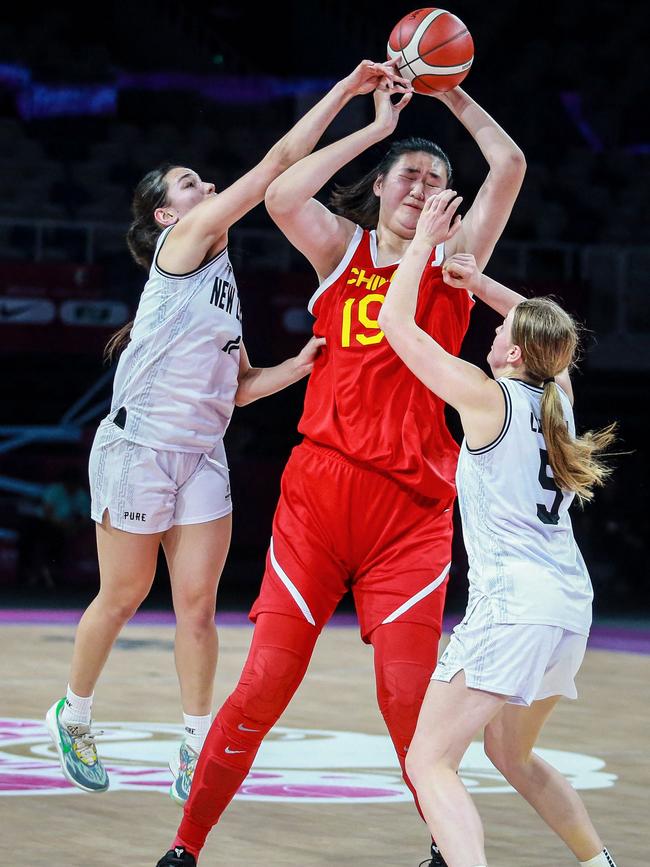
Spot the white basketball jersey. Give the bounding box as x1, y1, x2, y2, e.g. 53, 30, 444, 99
109, 226, 243, 452
456, 377, 592, 635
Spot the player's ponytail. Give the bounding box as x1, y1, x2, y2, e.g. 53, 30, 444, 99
329, 138, 452, 229
511, 298, 616, 503
103, 321, 133, 364
104, 164, 175, 363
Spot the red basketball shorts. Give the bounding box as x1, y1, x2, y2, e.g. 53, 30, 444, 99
250, 440, 454, 642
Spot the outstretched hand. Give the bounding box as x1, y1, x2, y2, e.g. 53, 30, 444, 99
294, 336, 327, 377
442, 253, 481, 292
372, 77, 413, 135
344, 57, 412, 96
414, 189, 463, 247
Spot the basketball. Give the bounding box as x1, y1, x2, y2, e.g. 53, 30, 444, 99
387, 8, 474, 94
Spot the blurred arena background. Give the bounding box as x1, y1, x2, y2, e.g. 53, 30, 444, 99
1, 0, 648, 620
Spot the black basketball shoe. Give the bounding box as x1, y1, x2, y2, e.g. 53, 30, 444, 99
156, 847, 197, 867
418, 842, 449, 867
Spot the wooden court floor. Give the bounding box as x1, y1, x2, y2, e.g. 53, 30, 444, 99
2, 618, 647, 866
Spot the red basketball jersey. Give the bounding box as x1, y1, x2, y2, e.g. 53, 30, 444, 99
299, 226, 474, 502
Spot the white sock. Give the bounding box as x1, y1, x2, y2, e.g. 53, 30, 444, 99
183, 713, 212, 752
60, 685, 93, 726
580, 849, 616, 867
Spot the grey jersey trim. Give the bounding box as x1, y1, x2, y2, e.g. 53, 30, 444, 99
465, 380, 512, 455
154, 225, 228, 279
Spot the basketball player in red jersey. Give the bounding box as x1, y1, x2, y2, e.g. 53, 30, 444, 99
156, 78, 525, 867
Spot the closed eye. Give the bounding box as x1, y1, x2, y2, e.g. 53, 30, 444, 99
400, 171, 443, 186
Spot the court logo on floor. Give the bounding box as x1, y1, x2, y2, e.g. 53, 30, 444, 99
0, 719, 617, 801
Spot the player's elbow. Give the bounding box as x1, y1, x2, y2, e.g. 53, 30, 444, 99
378, 307, 398, 338
235, 366, 261, 406
258, 137, 293, 182
512, 147, 527, 173
234, 387, 252, 407
501, 147, 526, 179
265, 177, 293, 218
234, 369, 251, 407
267, 137, 295, 173
377, 307, 390, 332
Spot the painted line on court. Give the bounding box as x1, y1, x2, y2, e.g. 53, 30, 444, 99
1, 609, 649, 654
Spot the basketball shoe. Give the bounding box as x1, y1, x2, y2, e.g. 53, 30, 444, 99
419, 842, 449, 867
156, 847, 197, 866
45, 698, 109, 792
169, 740, 199, 805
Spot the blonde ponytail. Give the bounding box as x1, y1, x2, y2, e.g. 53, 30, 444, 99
511, 298, 616, 503
540, 382, 616, 503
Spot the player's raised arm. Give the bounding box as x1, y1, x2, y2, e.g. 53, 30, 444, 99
432, 87, 526, 270
265, 74, 412, 281
158, 61, 411, 273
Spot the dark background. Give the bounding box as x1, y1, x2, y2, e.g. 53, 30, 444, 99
1, 1, 648, 618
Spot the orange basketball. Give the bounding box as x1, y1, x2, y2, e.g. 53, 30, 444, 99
387, 8, 474, 94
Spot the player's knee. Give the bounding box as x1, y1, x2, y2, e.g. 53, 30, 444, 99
174, 597, 217, 633
376, 660, 432, 731
404, 744, 422, 786
97, 592, 146, 625
483, 730, 504, 770
484, 732, 530, 777
405, 740, 443, 791
232, 644, 308, 726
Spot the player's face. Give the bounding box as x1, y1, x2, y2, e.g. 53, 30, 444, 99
163, 167, 217, 220
375, 153, 448, 238
487, 306, 517, 375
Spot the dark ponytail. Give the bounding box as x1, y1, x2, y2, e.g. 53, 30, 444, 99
329, 138, 452, 229
104, 321, 134, 364
105, 163, 175, 362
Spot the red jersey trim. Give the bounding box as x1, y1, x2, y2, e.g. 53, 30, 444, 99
308, 225, 364, 315
308, 226, 449, 316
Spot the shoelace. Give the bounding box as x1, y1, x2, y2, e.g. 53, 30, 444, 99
180, 745, 199, 780
66, 725, 105, 765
